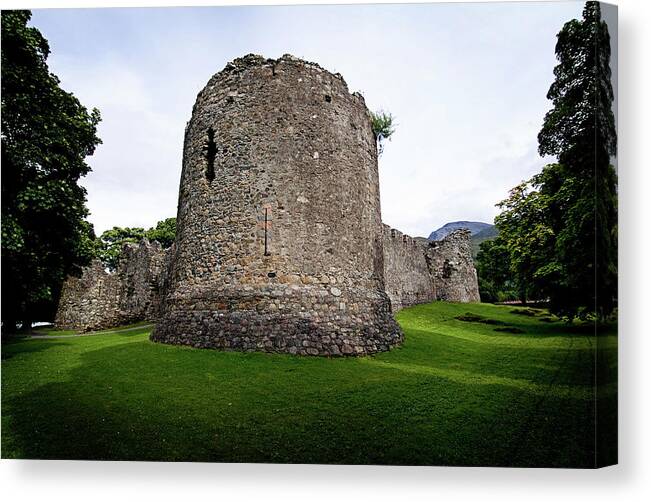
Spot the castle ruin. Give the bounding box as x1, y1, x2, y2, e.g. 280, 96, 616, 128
55, 54, 480, 355
150, 54, 402, 356
55, 239, 169, 332
382, 226, 480, 310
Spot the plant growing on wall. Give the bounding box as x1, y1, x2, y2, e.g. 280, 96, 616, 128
370, 110, 396, 155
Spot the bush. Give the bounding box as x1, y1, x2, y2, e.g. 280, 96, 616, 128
370, 110, 395, 140
370, 110, 396, 155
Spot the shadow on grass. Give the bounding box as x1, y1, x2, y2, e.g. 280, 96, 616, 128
1, 339, 69, 360
3, 330, 610, 467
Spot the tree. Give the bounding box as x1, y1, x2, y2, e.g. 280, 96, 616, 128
536, 1, 617, 319
1, 11, 102, 331
95, 217, 176, 271
490, 2, 617, 319
96, 226, 146, 271
145, 217, 176, 249
492, 165, 565, 306
475, 237, 518, 303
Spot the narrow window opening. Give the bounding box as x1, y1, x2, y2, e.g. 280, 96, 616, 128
267, 272, 276, 278
205, 128, 216, 182
264, 207, 271, 256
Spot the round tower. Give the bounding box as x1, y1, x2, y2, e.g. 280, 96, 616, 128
151, 54, 402, 356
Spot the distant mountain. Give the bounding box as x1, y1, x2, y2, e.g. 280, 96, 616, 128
427, 221, 494, 241
428, 221, 498, 258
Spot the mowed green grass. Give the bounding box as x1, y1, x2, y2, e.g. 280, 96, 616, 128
29, 321, 153, 337
1, 302, 617, 466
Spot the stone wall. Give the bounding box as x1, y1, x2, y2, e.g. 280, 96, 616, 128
382, 226, 480, 310
116, 240, 168, 325
151, 54, 402, 356
55, 239, 168, 332
56, 54, 480, 347
54, 260, 122, 331
382, 225, 436, 310
425, 229, 481, 303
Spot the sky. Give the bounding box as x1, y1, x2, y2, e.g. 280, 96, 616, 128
29, 1, 593, 238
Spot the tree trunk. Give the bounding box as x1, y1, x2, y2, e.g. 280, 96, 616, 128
19, 319, 32, 333
2, 319, 19, 335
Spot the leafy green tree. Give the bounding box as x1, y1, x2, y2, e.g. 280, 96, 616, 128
96, 226, 146, 271
475, 237, 518, 303
489, 2, 617, 319
145, 217, 176, 248
1, 11, 101, 331
96, 217, 176, 270
492, 165, 568, 306
536, 1, 617, 319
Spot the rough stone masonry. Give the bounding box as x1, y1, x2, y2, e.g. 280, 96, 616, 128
382, 226, 480, 311
55, 54, 480, 353
150, 54, 403, 356
55, 239, 168, 332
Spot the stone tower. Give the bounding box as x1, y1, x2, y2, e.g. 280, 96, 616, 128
151, 54, 402, 356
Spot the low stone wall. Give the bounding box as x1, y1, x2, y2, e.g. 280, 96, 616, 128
425, 229, 481, 303
382, 226, 480, 310
382, 225, 436, 310
55, 229, 479, 333
55, 239, 168, 332
117, 240, 168, 325
54, 260, 123, 331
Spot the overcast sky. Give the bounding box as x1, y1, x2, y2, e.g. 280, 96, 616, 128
31, 1, 590, 237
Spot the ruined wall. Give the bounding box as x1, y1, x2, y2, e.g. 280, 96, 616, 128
425, 229, 481, 303
382, 226, 480, 310
54, 260, 122, 331
152, 54, 402, 356
116, 240, 168, 324
55, 239, 168, 332
382, 225, 436, 311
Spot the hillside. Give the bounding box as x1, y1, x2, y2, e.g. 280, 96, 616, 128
428, 221, 493, 241
427, 221, 497, 258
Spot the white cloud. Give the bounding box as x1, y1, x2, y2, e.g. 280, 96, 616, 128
32, 2, 585, 236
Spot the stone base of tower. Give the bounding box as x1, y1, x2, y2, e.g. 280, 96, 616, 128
150, 285, 403, 356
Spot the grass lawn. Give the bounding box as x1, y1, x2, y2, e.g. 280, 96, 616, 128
27, 321, 153, 337
1, 302, 617, 466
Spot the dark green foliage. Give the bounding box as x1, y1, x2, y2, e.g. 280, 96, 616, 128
535, 1, 617, 319
1, 11, 102, 328
95, 226, 146, 271
96, 217, 176, 270
475, 237, 519, 303
1, 302, 617, 466
485, 2, 617, 319
145, 217, 176, 248
538, 1, 616, 173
